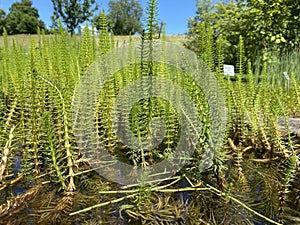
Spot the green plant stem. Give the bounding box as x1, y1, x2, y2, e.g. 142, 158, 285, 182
204, 183, 282, 225
69, 193, 138, 216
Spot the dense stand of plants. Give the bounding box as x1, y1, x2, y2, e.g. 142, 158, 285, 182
0, 3, 299, 225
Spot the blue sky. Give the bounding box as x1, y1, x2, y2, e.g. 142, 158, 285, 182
0, 0, 201, 35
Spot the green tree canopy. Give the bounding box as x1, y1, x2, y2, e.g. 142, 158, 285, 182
187, 0, 300, 64
5, 0, 45, 35
0, 9, 6, 35
51, 0, 98, 35
106, 0, 143, 35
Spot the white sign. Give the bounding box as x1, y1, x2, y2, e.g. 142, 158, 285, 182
223, 64, 235, 76
283, 72, 290, 81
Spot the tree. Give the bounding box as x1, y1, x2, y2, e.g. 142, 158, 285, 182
242, 0, 300, 50
186, 0, 300, 64
105, 0, 143, 35
0, 9, 5, 35
51, 0, 98, 36
5, 0, 45, 35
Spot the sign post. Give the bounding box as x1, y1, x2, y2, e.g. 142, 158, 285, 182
283, 71, 290, 90
223, 64, 235, 76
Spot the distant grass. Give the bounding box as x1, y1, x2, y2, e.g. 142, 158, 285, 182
114, 35, 187, 46
0, 34, 187, 47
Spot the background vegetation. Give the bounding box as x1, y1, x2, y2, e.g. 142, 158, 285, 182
51, 0, 98, 36
102, 0, 143, 35
0, 0, 45, 35
186, 0, 300, 65
0, 0, 144, 36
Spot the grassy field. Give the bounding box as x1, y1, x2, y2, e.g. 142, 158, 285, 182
0, 34, 187, 47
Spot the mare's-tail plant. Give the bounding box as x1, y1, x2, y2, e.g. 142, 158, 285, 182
278, 154, 298, 223
98, 10, 111, 56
